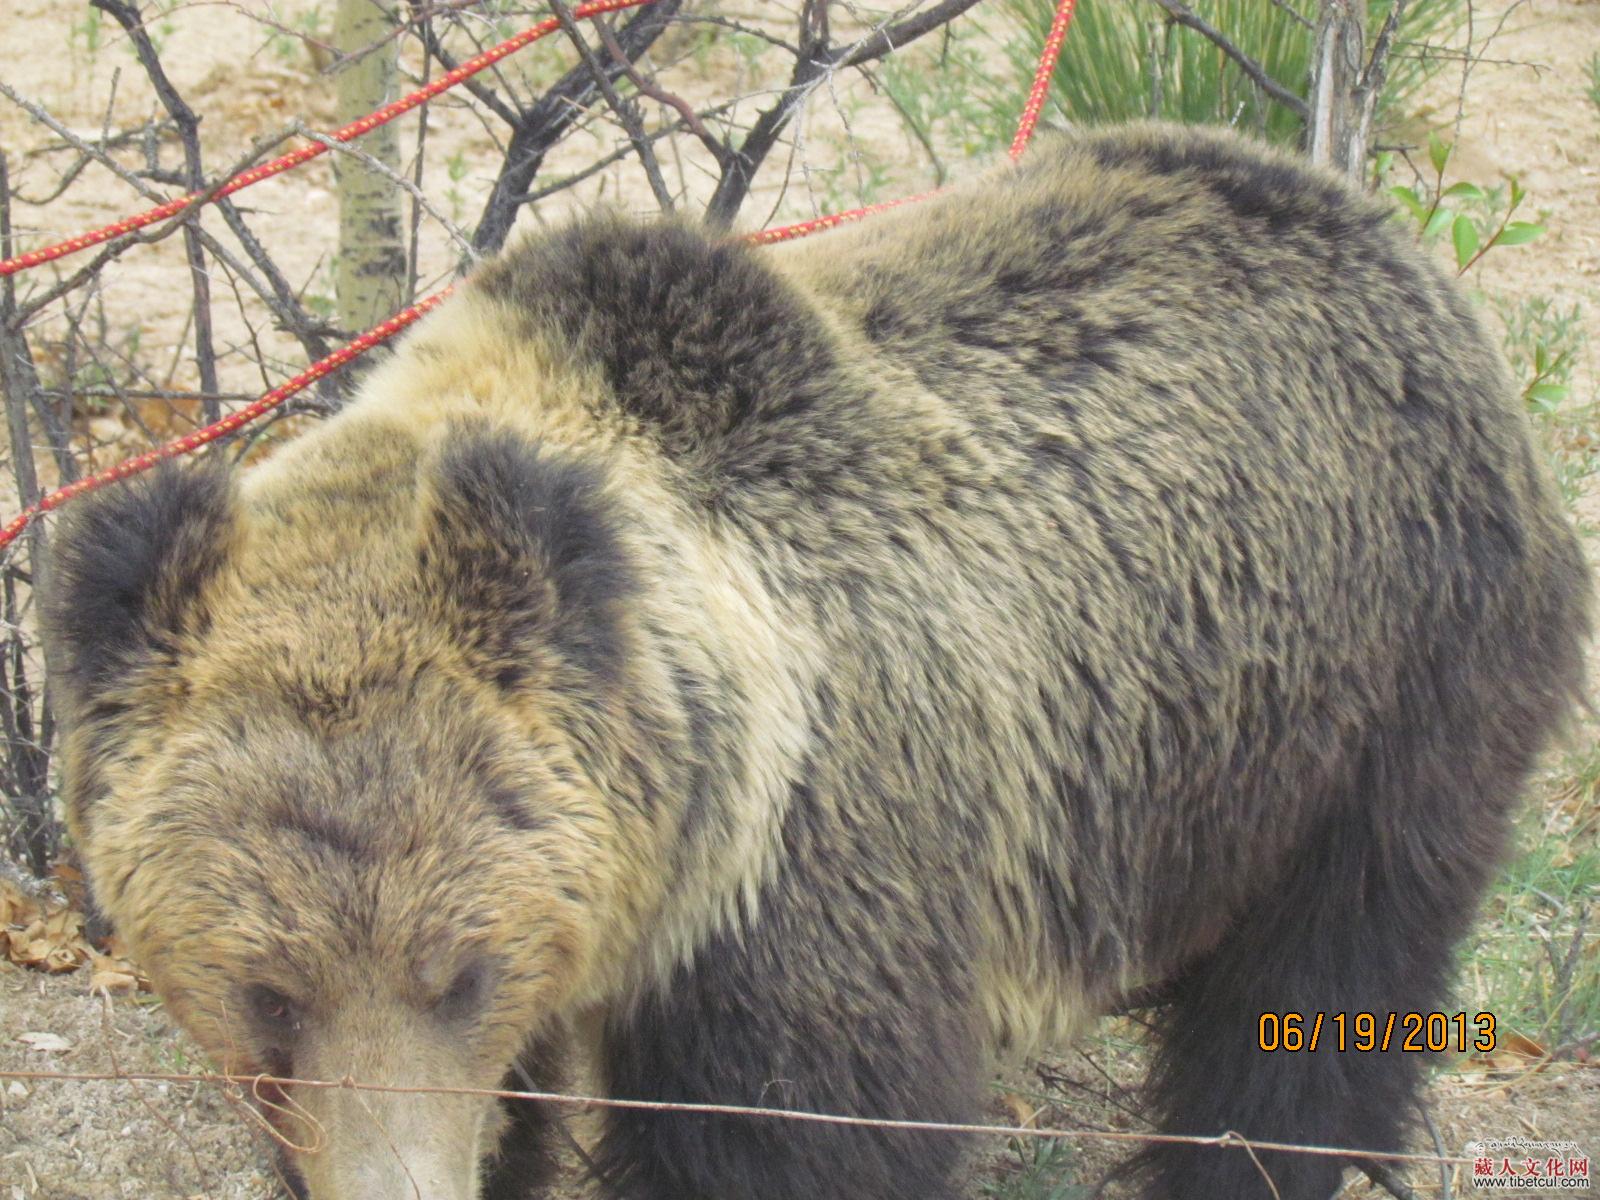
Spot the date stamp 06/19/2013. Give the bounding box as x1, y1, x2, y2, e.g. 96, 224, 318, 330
1256, 1010, 1498, 1054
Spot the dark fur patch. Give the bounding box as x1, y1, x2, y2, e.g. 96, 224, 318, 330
43, 461, 233, 712
1086, 132, 1364, 240
458, 732, 548, 833
474, 218, 843, 465
483, 1033, 569, 1200
423, 430, 635, 689
267, 806, 372, 863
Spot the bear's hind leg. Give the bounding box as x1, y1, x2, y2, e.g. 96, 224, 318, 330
1134, 758, 1516, 1200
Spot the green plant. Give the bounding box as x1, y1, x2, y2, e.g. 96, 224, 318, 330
880, 40, 1017, 177
153, 1037, 193, 1076
1497, 295, 1586, 416
811, 135, 894, 212
1586, 51, 1600, 115
70, 6, 105, 58
982, 1138, 1093, 1200
999, 0, 1465, 147
260, 4, 328, 65
445, 147, 470, 224
1461, 753, 1600, 1059
1379, 135, 1544, 275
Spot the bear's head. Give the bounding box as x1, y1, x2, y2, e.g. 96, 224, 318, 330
41, 431, 643, 1198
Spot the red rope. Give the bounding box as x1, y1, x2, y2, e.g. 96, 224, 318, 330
0, 0, 654, 279
1010, 0, 1076, 160
0, 0, 1078, 553
0, 291, 452, 550
746, 190, 939, 246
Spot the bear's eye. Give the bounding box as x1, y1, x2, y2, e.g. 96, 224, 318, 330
246, 984, 300, 1033
431, 960, 493, 1022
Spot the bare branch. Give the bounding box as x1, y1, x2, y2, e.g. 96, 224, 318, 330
705, 0, 990, 228
549, 0, 675, 213
472, 0, 684, 254
0, 152, 49, 527
406, 9, 435, 301
0, 81, 342, 375
1146, 0, 1310, 119
91, 0, 222, 420
295, 123, 479, 264
1358, 0, 1408, 101
410, 9, 523, 128
593, 15, 732, 170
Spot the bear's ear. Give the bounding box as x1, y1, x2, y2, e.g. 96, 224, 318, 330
418, 430, 635, 691
42, 463, 235, 719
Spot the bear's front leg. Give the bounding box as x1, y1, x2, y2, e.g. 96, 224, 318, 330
483, 1033, 570, 1200
591, 840, 984, 1200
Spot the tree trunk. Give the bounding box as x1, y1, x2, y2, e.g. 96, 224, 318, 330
1306, 0, 1375, 178
334, 0, 406, 332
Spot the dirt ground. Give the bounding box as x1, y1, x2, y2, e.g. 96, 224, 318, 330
2, 0, 1598, 1198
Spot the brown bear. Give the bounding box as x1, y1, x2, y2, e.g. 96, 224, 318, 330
42, 124, 1591, 1200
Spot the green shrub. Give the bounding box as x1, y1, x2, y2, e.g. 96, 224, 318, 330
999, 0, 1465, 147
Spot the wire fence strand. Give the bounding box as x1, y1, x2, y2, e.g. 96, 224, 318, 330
0, 1066, 1475, 1170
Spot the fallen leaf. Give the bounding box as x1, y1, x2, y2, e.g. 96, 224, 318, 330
1469, 1028, 1549, 1073
88, 949, 147, 996
999, 1092, 1040, 1129
51, 863, 88, 912
3, 870, 115, 979
17, 1032, 72, 1053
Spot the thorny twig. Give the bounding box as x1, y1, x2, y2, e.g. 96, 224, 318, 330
91, 0, 222, 421
295, 123, 479, 264
550, 0, 676, 212
0, 80, 343, 372
704, 0, 990, 227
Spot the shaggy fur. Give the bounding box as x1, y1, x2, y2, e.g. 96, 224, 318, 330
42, 124, 1590, 1200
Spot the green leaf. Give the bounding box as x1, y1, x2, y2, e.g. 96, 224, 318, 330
1428, 132, 1451, 176
1526, 382, 1569, 409
1389, 185, 1426, 219
1423, 206, 1455, 241
1509, 177, 1525, 208
1535, 343, 1550, 375
1374, 150, 1395, 181
1441, 181, 1486, 201
1453, 214, 1480, 268
1494, 221, 1545, 246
